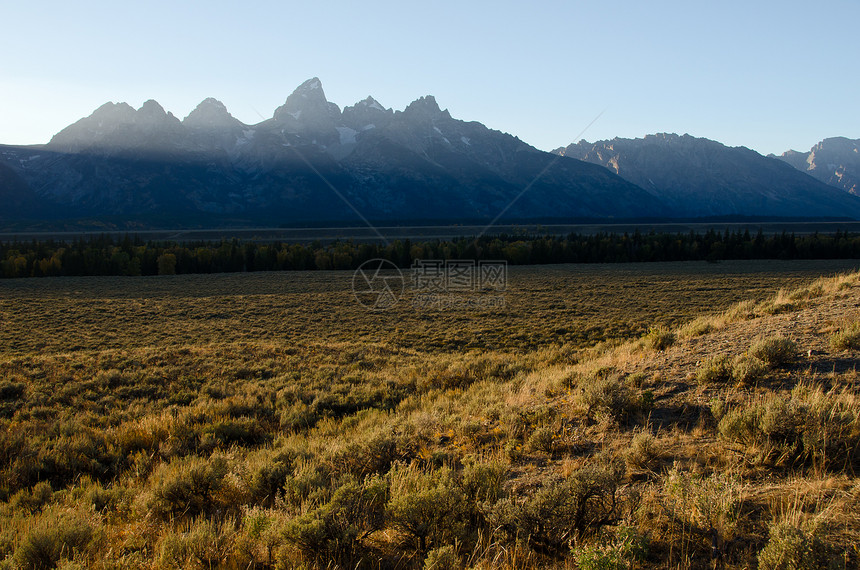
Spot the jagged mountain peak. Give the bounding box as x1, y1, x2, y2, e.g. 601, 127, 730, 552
295, 77, 323, 95
273, 77, 340, 124
139, 99, 166, 114
775, 136, 860, 196
190, 97, 228, 113
404, 95, 439, 113
400, 95, 452, 124
357, 96, 386, 111
48, 101, 138, 149
136, 100, 180, 126
341, 96, 393, 131
183, 98, 243, 129
813, 136, 858, 151
91, 101, 137, 120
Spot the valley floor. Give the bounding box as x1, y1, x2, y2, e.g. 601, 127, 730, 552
0, 259, 858, 568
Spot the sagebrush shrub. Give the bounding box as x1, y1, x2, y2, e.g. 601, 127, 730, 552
423, 545, 462, 570
679, 317, 715, 338
718, 384, 860, 468
749, 336, 797, 368
830, 322, 860, 351
577, 373, 638, 420
147, 456, 230, 520
757, 523, 843, 570
284, 476, 388, 564
10, 481, 53, 513
643, 327, 676, 351
460, 459, 507, 505
386, 465, 466, 552
731, 354, 768, 384
0, 381, 25, 400
527, 426, 556, 454
626, 430, 661, 470
248, 458, 292, 508
279, 401, 319, 432
662, 468, 742, 552
696, 355, 733, 383
14, 513, 93, 570
490, 463, 623, 553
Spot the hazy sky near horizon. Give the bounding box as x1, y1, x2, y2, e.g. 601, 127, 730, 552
1, 0, 857, 155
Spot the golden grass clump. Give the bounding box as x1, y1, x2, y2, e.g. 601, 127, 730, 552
830, 321, 860, 351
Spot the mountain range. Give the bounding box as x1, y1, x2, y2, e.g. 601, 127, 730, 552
1, 78, 859, 229
771, 137, 860, 197
553, 134, 860, 219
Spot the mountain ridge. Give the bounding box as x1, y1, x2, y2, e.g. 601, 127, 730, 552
771, 136, 859, 197
1, 79, 859, 229
0, 78, 662, 228
554, 133, 860, 220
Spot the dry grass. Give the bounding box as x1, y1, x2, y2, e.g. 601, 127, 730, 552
0, 260, 858, 568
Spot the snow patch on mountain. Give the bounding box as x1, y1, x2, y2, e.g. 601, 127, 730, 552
336, 127, 357, 145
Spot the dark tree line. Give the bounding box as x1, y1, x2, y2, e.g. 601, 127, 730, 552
1, 229, 859, 278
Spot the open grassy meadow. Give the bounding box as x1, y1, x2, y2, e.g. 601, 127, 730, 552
0, 258, 859, 569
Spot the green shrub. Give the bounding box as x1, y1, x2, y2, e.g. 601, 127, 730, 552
460, 459, 507, 505
571, 526, 649, 569
626, 430, 661, 470
527, 426, 556, 454
749, 336, 798, 368
577, 373, 638, 420
830, 322, 860, 351
10, 481, 53, 513
757, 523, 843, 570
14, 514, 93, 570
571, 543, 627, 570
147, 456, 230, 520
284, 476, 388, 564
731, 354, 768, 384
643, 327, 676, 351
696, 355, 733, 383
491, 463, 623, 554
423, 545, 462, 570
718, 385, 860, 468
386, 465, 467, 552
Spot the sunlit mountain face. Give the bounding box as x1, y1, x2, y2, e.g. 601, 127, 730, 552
772, 137, 860, 197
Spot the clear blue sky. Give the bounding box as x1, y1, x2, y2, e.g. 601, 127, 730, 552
1, 0, 857, 155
